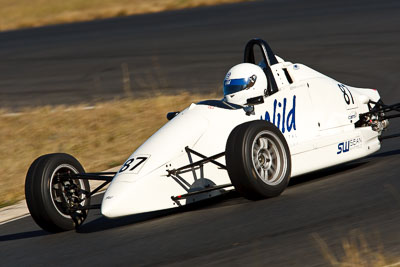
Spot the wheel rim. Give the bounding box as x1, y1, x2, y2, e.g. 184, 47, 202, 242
49, 164, 87, 219
251, 130, 287, 186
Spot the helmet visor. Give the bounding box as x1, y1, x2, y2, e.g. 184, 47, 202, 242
223, 76, 256, 96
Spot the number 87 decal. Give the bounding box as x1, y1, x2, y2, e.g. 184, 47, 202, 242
119, 156, 149, 173
338, 84, 354, 105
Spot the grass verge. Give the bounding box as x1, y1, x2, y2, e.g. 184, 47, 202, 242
313, 230, 399, 266
0, 92, 217, 207
0, 0, 251, 32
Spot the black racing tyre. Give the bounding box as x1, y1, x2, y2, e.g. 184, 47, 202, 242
225, 120, 291, 200
25, 153, 90, 232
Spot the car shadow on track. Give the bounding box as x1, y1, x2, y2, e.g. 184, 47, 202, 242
77, 191, 242, 234
288, 160, 369, 187
77, 160, 373, 233
0, 229, 49, 242
3, 151, 392, 238
366, 148, 400, 158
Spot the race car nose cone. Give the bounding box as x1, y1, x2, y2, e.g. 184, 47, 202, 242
101, 167, 184, 218
100, 194, 120, 218
101, 180, 133, 218
100, 174, 175, 218
100, 197, 116, 218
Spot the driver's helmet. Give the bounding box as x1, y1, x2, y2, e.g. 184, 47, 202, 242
223, 63, 268, 105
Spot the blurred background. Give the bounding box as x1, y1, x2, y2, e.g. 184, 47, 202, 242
1, 0, 399, 109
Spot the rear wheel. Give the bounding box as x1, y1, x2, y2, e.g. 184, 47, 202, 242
225, 121, 291, 200
25, 153, 90, 232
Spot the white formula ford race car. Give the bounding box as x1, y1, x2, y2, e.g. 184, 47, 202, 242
25, 38, 400, 232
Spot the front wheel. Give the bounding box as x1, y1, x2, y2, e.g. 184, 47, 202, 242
25, 153, 90, 232
225, 121, 291, 200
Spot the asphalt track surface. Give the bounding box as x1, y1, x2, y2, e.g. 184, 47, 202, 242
1, 0, 400, 266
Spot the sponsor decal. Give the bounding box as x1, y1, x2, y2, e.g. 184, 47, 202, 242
348, 111, 357, 120
260, 95, 296, 133
337, 137, 362, 154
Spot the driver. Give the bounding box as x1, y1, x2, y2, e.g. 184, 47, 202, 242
223, 63, 268, 106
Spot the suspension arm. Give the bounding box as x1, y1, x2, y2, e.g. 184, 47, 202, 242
185, 147, 227, 169
59, 172, 116, 182
361, 101, 400, 118
167, 152, 225, 176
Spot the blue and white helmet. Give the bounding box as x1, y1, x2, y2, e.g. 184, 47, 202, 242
223, 63, 268, 105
